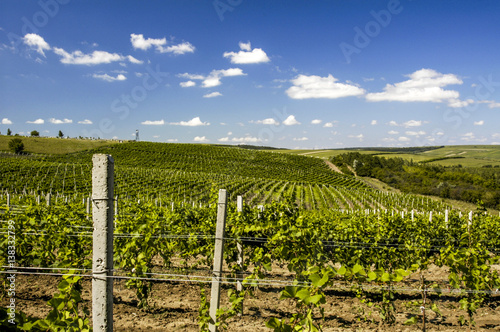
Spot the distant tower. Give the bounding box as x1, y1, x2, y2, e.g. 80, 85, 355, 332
135, 129, 139, 142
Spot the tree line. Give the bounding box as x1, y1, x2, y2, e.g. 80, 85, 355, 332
331, 152, 500, 209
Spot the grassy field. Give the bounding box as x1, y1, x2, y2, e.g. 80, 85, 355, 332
3, 136, 499, 167
269, 145, 500, 167
0, 135, 120, 154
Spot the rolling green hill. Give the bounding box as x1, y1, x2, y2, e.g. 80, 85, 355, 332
0, 135, 120, 154
2, 138, 498, 211
272, 145, 500, 167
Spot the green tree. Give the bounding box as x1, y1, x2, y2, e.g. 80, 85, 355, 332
58, 130, 64, 138
30, 130, 40, 137
7, 128, 12, 136
8, 138, 24, 154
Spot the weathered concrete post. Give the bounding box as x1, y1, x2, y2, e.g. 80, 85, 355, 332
92, 154, 114, 332
209, 189, 227, 332
236, 195, 244, 316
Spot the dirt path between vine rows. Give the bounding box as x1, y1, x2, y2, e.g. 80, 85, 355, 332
324, 160, 343, 174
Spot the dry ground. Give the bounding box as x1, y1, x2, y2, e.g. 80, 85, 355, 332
2, 265, 500, 331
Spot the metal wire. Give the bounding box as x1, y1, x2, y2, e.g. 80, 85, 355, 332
1, 269, 498, 295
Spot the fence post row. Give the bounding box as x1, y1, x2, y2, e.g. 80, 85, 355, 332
209, 189, 228, 332
92, 154, 114, 332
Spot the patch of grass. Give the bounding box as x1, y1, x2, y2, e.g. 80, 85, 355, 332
0, 135, 120, 154
271, 145, 500, 167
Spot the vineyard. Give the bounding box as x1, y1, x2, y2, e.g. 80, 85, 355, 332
1, 141, 500, 331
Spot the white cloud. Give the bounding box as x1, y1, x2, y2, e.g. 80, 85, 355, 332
130, 34, 195, 55
127, 55, 143, 64
371, 120, 377, 125
233, 136, 262, 143
389, 120, 398, 126
253, 118, 279, 125
402, 120, 423, 128
405, 130, 426, 136
388, 130, 399, 135
311, 119, 322, 125
54, 48, 127, 65
448, 98, 474, 108
130, 33, 167, 51
398, 136, 411, 142
366, 69, 463, 105
178, 73, 205, 80
293, 137, 309, 141
141, 119, 165, 125
286, 74, 365, 99
26, 119, 44, 124
170, 117, 209, 126
218, 136, 262, 143
92, 73, 127, 82
180, 81, 196, 87
166, 138, 178, 142
474, 120, 484, 126
283, 115, 300, 126
203, 92, 222, 98
461, 132, 487, 142
202, 68, 246, 88
477, 100, 500, 108
194, 136, 209, 142
49, 118, 72, 124
178, 69, 246, 88
348, 134, 364, 141
239, 41, 252, 51
78, 119, 93, 125
323, 122, 334, 128
162, 42, 195, 55
223, 42, 270, 64
382, 137, 396, 143
1, 118, 12, 125
23, 33, 50, 56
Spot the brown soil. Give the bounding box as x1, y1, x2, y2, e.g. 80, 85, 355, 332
3, 265, 500, 331
324, 160, 343, 175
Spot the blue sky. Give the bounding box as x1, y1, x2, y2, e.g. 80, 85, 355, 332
1, 0, 499, 149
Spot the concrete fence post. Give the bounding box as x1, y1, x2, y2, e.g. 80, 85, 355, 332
209, 189, 227, 332
92, 154, 114, 332
236, 195, 244, 315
